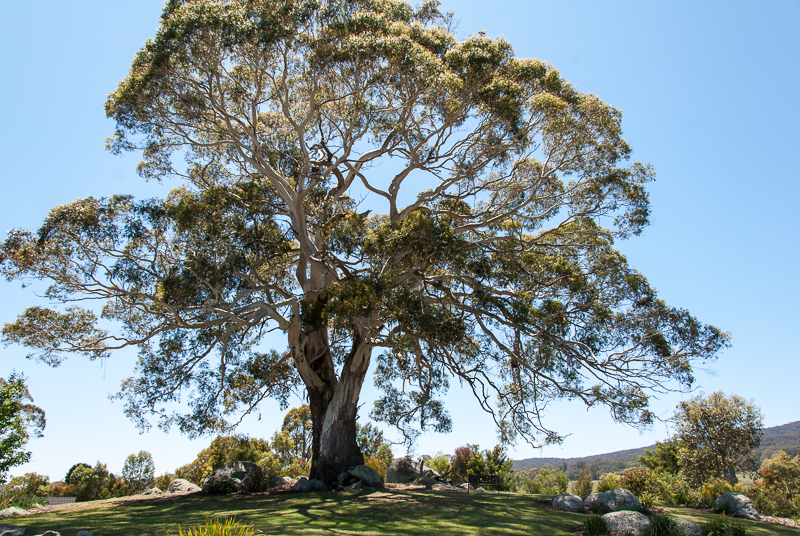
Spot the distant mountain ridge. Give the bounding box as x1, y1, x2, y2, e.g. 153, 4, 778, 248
513, 420, 800, 478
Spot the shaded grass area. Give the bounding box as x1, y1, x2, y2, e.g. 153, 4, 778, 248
662, 507, 800, 536
8, 491, 583, 536
7, 492, 800, 536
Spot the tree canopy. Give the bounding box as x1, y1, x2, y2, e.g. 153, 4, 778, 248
0, 0, 728, 484
0, 373, 45, 483
674, 392, 763, 485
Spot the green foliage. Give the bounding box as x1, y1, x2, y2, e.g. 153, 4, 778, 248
0, 0, 729, 483
167, 517, 257, 536
364, 456, 388, 481
691, 478, 733, 509
583, 514, 610, 536
426, 454, 451, 477
65, 462, 92, 485
644, 515, 686, 536
122, 450, 156, 493
700, 514, 747, 536
282, 458, 310, 478
356, 422, 393, 463
240, 464, 268, 493
640, 439, 682, 475
596, 473, 622, 492
178, 434, 271, 486
154, 473, 174, 492
750, 450, 800, 518
208, 480, 240, 495
0, 373, 45, 483
620, 468, 666, 503
518, 467, 570, 495
675, 392, 763, 486
279, 405, 312, 462
573, 466, 594, 496
69, 462, 115, 502
0, 472, 50, 509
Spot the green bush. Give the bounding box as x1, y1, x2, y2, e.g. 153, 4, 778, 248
692, 478, 732, 508
241, 465, 268, 493
517, 468, 569, 495
426, 454, 451, 476
644, 515, 686, 536
700, 514, 747, 536
621, 468, 665, 499
749, 450, 800, 518
657, 472, 692, 506
167, 517, 258, 536
583, 514, 609, 536
596, 473, 621, 493
207, 480, 240, 495
573, 466, 594, 496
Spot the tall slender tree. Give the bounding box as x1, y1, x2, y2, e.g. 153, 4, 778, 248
1, 0, 728, 484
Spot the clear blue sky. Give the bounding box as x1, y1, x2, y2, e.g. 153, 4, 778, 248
1, 1, 798, 481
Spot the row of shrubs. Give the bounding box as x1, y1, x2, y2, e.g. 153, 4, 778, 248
559, 449, 800, 520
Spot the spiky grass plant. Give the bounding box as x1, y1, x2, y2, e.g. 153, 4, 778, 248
701, 514, 747, 536
583, 514, 610, 536
644, 515, 686, 536
167, 517, 260, 536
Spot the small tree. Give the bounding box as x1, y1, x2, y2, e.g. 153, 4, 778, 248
70, 462, 113, 502
674, 392, 763, 485
356, 421, 393, 463
0, 373, 45, 483
121, 450, 156, 493
573, 466, 594, 496
639, 438, 682, 475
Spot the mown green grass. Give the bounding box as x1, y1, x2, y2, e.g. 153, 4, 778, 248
6, 491, 800, 536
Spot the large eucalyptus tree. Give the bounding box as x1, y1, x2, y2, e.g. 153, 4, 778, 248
1, 0, 728, 484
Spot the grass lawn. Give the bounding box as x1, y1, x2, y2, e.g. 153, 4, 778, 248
5, 490, 800, 536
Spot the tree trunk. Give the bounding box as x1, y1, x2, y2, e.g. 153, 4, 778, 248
290, 306, 372, 486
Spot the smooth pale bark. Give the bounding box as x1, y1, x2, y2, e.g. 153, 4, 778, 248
290, 301, 371, 485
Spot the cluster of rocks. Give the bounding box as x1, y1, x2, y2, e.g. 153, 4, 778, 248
384, 457, 484, 492
0, 525, 93, 536
551, 488, 765, 536
553, 488, 642, 514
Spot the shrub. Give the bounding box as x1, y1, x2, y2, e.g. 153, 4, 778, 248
644, 515, 685, 536
621, 468, 664, 498
241, 465, 267, 493
207, 480, 240, 495
364, 455, 388, 481
426, 454, 450, 476
167, 517, 257, 536
596, 473, 621, 493
749, 450, 800, 518
573, 466, 594, 496
700, 514, 747, 536
656, 472, 691, 506
583, 514, 609, 536
154, 473, 174, 492
639, 491, 658, 509
282, 458, 310, 478
692, 478, 732, 508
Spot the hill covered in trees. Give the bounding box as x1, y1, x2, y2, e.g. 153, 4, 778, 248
513, 421, 800, 479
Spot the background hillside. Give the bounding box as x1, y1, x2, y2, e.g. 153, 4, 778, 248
513, 421, 800, 479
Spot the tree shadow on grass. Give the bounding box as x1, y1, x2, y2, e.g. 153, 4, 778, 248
12, 490, 584, 536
